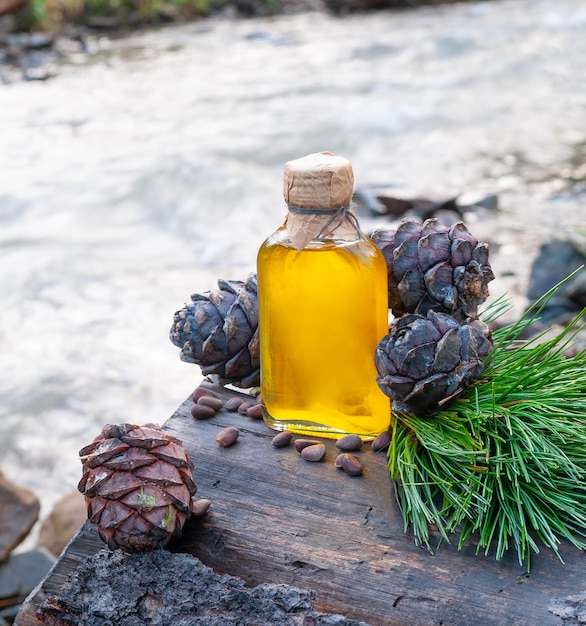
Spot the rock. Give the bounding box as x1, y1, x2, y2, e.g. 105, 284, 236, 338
0, 603, 21, 625
25, 32, 54, 49
0, 562, 18, 600
322, 0, 402, 13
0, 14, 16, 35
457, 191, 499, 212
515, 239, 586, 356
524, 240, 586, 325
37, 549, 371, 625
0, 0, 27, 18
0, 470, 40, 562
354, 185, 500, 224
352, 185, 397, 217
352, 184, 459, 220
566, 269, 586, 308
22, 64, 57, 81
36, 491, 87, 558
0, 548, 54, 603
431, 208, 464, 227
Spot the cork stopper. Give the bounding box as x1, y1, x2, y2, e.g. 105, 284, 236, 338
283, 152, 354, 209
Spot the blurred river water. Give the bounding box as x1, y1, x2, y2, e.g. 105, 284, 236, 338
1, 0, 585, 528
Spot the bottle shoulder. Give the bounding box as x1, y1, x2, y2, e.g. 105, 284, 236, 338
259, 227, 380, 251
260, 227, 290, 248
257, 230, 386, 272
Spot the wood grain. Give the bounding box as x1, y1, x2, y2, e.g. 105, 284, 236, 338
16, 382, 585, 626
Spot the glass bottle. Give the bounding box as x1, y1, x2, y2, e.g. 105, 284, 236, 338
257, 152, 390, 439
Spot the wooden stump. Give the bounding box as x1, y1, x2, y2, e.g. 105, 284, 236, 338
16, 382, 586, 626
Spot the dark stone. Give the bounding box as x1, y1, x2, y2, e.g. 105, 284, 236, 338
566, 269, 586, 308
323, 0, 476, 14
0, 549, 54, 603
37, 549, 372, 625
0, 471, 41, 562
458, 191, 499, 212
25, 32, 54, 50
352, 185, 395, 216
352, 184, 459, 220
0, 603, 21, 626
0, 565, 19, 600
0, 549, 54, 626
431, 208, 464, 227
525, 240, 586, 325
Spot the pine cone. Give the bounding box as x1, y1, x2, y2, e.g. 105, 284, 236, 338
170, 273, 260, 388
372, 218, 494, 321
78, 423, 197, 552
375, 311, 493, 416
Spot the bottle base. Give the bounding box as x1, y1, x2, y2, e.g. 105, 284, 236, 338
262, 406, 382, 441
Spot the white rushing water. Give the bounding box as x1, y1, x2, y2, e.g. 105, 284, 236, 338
0, 0, 585, 530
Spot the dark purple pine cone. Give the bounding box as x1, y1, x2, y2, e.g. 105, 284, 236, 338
170, 273, 259, 388
78, 423, 197, 552
375, 311, 493, 416
371, 218, 495, 322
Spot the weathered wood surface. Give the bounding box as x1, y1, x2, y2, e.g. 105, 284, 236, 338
16, 381, 585, 626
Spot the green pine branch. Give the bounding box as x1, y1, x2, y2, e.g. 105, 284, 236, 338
388, 269, 586, 568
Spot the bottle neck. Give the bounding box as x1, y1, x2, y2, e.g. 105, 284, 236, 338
285, 204, 364, 251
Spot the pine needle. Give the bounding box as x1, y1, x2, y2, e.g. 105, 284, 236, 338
388, 270, 586, 568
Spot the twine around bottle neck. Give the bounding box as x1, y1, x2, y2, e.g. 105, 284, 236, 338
287, 203, 364, 240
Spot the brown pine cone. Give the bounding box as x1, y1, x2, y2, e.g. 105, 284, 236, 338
78, 423, 197, 552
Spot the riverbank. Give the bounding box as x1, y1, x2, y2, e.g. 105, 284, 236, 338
0, 0, 488, 83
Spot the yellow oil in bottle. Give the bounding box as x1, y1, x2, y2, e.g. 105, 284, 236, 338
257, 228, 390, 439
